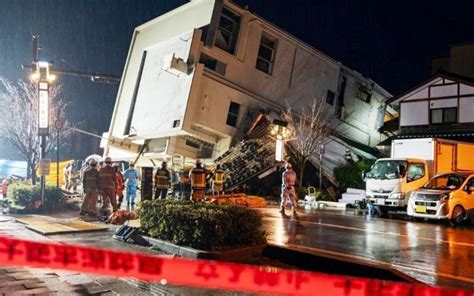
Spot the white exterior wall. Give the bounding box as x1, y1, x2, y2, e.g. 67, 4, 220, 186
108, 0, 215, 141
130, 31, 195, 138
460, 97, 474, 123
106, 0, 391, 162
400, 101, 429, 126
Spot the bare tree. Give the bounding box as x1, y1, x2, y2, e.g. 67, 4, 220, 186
0, 77, 71, 184
282, 98, 336, 187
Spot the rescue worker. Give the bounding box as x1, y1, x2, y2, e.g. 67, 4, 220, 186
154, 161, 171, 199
1, 177, 11, 198
80, 159, 100, 216
211, 163, 225, 196
280, 162, 298, 218
63, 162, 71, 190
113, 163, 125, 209
123, 162, 140, 208
67, 161, 78, 192
99, 157, 117, 215
189, 159, 206, 201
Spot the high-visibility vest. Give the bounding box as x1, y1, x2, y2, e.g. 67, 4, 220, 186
213, 169, 225, 185
190, 168, 206, 189
155, 168, 170, 189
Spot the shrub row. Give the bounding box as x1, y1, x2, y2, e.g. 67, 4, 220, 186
7, 183, 63, 210
138, 200, 266, 251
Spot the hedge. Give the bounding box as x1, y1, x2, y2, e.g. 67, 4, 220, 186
138, 200, 266, 251
7, 183, 64, 211
334, 159, 375, 193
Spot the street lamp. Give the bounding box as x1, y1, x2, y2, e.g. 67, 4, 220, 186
32, 60, 55, 206
271, 119, 290, 162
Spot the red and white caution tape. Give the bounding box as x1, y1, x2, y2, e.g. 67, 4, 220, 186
0, 236, 472, 295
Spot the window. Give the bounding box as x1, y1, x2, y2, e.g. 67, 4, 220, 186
199, 54, 227, 75
407, 163, 425, 182
326, 90, 336, 105
215, 7, 240, 54
336, 77, 347, 118
430, 107, 457, 124
356, 86, 372, 104
172, 120, 181, 128
226, 101, 240, 127
256, 33, 277, 74
185, 139, 200, 149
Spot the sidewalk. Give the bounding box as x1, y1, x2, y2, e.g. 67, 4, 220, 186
0, 210, 271, 295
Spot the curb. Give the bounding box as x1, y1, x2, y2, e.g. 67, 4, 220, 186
141, 235, 266, 261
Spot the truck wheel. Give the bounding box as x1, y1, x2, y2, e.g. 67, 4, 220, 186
450, 206, 465, 226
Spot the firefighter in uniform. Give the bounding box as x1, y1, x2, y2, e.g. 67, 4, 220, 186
280, 162, 298, 217
99, 157, 117, 214
190, 159, 206, 201
113, 163, 125, 209
212, 163, 225, 196
154, 161, 171, 199
80, 159, 100, 216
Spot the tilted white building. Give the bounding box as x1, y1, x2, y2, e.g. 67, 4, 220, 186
106, 0, 392, 178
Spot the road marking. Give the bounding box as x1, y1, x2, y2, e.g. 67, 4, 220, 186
263, 216, 474, 247
276, 242, 474, 285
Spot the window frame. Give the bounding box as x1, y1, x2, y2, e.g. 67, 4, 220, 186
215, 7, 241, 54
326, 90, 336, 106
255, 32, 277, 75
406, 163, 425, 183
226, 101, 240, 127
430, 107, 457, 125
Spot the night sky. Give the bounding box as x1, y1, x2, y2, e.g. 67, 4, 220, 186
0, 0, 473, 159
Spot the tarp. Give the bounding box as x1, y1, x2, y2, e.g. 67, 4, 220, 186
43, 160, 73, 186
0, 159, 27, 179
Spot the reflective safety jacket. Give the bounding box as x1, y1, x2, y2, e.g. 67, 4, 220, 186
99, 165, 116, 189
213, 169, 225, 185
190, 167, 206, 189
83, 168, 100, 191
155, 168, 171, 189
282, 169, 297, 188
115, 171, 125, 192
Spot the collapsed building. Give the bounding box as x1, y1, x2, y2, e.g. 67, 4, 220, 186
105, 0, 393, 196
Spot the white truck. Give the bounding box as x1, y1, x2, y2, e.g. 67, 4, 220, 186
364, 138, 474, 214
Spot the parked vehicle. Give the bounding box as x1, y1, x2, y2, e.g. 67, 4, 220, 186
364, 138, 474, 214
407, 172, 474, 225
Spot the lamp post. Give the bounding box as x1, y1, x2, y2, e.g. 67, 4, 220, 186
54, 117, 63, 194
271, 120, 290, 162
32, 60, 56, 206
319, 144, 325, 190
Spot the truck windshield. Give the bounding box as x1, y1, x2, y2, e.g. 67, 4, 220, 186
367, 160, 407, 180
423, 174, 467, 190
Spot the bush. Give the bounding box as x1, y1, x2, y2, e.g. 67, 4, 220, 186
138, 200, 266, 251
7, 183, 63, 211
334, 159, 375, 193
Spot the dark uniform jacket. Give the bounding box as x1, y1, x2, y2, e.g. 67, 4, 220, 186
83, 168, 100, 191
99, 165, 116, 189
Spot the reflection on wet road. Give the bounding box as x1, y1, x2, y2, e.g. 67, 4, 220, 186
259, 207, 474, 289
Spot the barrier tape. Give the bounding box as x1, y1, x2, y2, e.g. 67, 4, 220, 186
0, 236, 472, 295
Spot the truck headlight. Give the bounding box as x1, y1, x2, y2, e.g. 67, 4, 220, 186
390, 192, 405, 199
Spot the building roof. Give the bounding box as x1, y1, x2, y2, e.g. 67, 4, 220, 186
386, 70, 474, 105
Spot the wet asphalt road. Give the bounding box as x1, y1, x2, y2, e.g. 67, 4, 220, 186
259, 207, 474, 290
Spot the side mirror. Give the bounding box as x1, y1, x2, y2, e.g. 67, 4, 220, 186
397, 165, 406, 177
361, 170, 368, 182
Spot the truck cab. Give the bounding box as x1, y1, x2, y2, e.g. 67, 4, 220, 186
407, 172, 474, 225
365, 158, 429, 212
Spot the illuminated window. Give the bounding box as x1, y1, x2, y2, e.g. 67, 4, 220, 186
430, 107, 457, 124
256, 33, 277, 74
226, 102, 240, 127
215, 7, 240, 54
